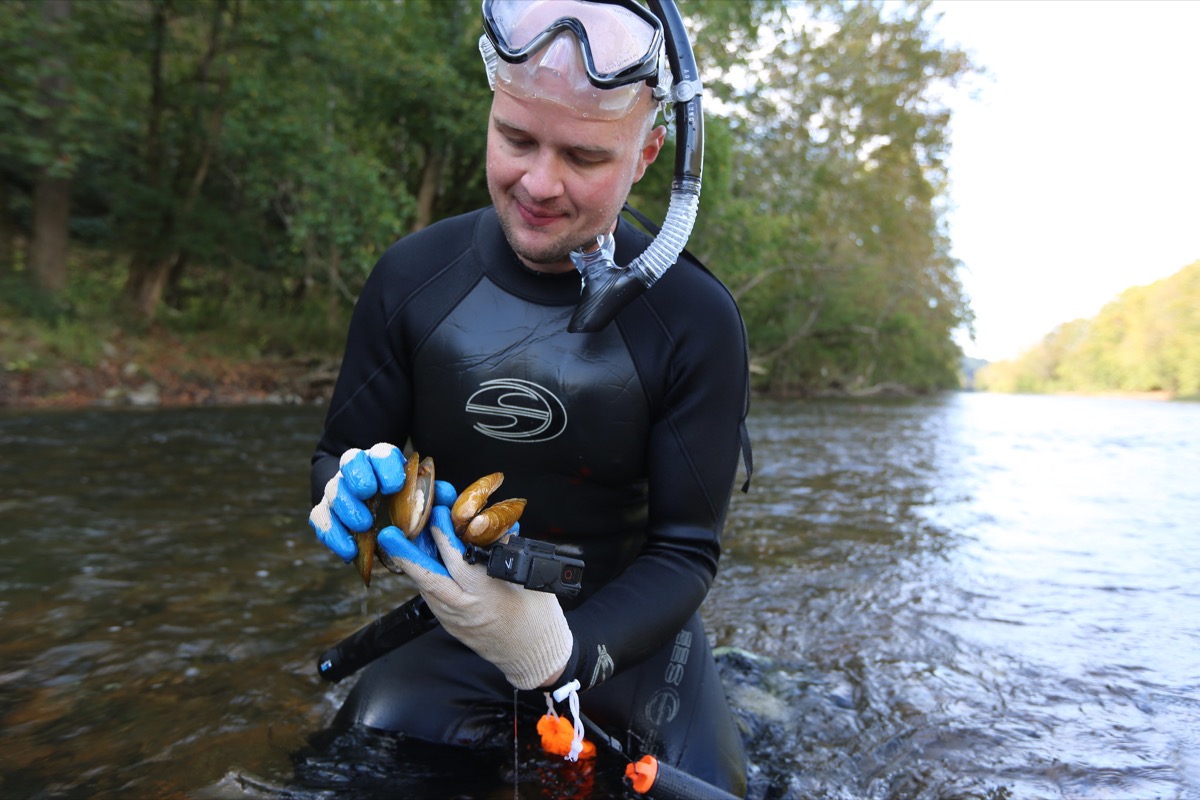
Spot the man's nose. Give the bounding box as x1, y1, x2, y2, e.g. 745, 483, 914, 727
521, 151, 565, 201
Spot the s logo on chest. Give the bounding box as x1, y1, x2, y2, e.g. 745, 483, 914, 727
465, 378, 568, 442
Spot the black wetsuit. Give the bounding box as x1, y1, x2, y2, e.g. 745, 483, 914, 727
311, 206, 750, 793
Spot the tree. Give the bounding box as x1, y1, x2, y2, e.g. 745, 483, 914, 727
100, 0, 497, 323
691, 0, 974, 392
114, 0, 240, 320
977, 260, 1200, 396
3, 0, 979, 393
2, 0, 78, 288
1, 0, 130, 295
28, 0, 72, 295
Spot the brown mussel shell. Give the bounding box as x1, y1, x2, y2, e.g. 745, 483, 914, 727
354, 453, 436, 587
388, 454, 435, 539
461, 497, 526, 546
352, 459, 527, 585
353, 494, 384, 587
451, 472, 504, 534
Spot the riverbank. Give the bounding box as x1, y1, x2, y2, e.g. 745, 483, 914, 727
2, 317, 1187, 410
0, 329, 338, 410
5, 354, 1187, 410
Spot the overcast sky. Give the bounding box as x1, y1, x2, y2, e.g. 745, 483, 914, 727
928, 0, 1200, 362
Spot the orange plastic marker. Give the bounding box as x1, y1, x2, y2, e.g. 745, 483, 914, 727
625, 755, 659, 794
538, 712, 596, 759
623, 754, 742, 799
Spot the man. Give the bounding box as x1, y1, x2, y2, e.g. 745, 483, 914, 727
309, 0, 750, 793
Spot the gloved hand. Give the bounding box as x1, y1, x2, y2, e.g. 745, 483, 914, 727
378, 505, 572, 691
309, 444, 457, 563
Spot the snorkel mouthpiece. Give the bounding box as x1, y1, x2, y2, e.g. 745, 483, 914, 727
568, 179, 699, 331
569, 230, 649, 331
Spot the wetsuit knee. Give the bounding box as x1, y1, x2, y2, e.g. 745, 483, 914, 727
333, 626, 514, 747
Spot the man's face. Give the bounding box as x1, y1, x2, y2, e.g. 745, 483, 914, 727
486, 87, 665, 273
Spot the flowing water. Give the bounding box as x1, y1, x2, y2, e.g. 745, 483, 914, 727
1, 393, 1197, 799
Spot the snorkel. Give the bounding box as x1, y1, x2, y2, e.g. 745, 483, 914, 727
569, 0, 703, 332
480, 0, 704, 332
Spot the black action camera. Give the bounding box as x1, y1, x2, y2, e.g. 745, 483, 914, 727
464, 536, 583, 598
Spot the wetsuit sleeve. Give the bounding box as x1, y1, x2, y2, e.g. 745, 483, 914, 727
563, 276, 750, 689
310, 253, 415, 505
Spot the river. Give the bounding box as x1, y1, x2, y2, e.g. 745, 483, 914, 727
1, 392, 1197, 799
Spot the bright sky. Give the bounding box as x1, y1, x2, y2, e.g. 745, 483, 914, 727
929, 0, 1200, 362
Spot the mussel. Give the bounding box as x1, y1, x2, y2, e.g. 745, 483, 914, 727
388, 453, 436, 539
352, 457, 526, 586
353, 452, 435, 586
451, 472, 526, 546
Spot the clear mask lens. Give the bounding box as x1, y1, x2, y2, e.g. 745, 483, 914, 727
484, 0, 662, 86
492, 33, 645, 118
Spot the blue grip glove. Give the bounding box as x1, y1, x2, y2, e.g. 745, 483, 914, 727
309, 443, 409, 562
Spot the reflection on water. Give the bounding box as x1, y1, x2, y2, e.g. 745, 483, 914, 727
710, 394, 1200, 799
1, 395, 1198, 799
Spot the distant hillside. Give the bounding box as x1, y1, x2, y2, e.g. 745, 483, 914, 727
976, 260, 1200, 397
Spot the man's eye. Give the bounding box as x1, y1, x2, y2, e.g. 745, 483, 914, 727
506, 137, 533, 149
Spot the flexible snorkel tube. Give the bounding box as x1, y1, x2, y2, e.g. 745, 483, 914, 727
567, 0, 704, 332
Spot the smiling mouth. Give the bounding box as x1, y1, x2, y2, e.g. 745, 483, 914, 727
515, 199, 567, 228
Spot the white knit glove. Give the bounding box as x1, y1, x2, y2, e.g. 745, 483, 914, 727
378, 505, 573, 691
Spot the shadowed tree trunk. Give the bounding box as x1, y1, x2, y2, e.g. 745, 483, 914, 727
121, 0, 170, 319
0, 174, 20, 272
412, 143, 447, 233
30, 176, 70, 292
122, 0, 234, 321
28, 0, 72, 294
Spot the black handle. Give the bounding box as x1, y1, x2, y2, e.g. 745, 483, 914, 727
316, 595, 438, 683
626, 755, 741, 800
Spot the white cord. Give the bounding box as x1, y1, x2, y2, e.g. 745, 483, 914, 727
513, 688, 519, 800
551, 679, 586, 761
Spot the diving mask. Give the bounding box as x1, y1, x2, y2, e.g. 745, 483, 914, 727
480, 0, 669, 119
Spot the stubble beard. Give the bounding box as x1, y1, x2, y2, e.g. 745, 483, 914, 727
496, 209, 578, 269
495, 197, 617, 272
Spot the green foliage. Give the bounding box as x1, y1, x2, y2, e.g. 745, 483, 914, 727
0, 0, 108, 181
2, 0, 977, 395
687, 0, 975, 393
0, 245, 343, 374
0, 250, 126, 369
976, 261, 1200, 397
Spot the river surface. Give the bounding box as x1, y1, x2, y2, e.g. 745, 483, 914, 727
1, 393, 1198, 799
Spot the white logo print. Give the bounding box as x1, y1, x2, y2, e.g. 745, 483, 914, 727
465, 378, 568, 442
589, 644, 615, 688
